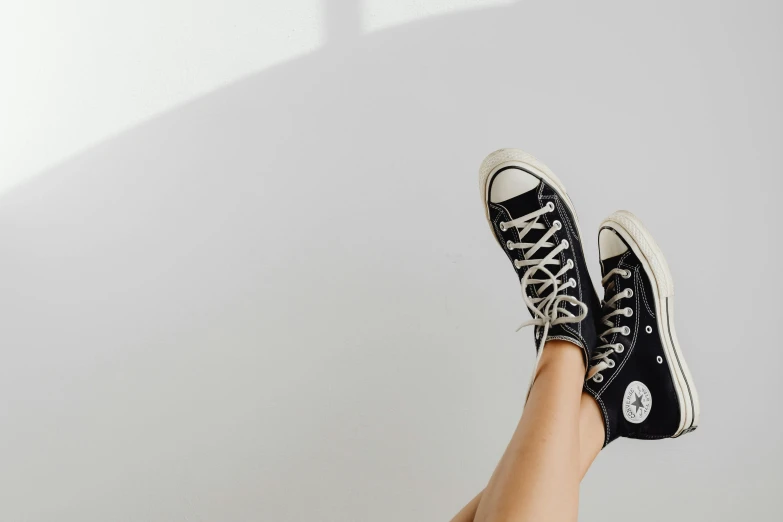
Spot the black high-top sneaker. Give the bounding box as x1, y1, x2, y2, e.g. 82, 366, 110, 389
584, 210, 700, 445
479, 149, 600, 367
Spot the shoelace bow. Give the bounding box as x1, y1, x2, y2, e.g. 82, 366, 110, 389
499, 201, 588, 375
587, 267, 634, 382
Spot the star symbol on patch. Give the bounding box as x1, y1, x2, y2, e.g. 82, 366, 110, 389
631, 393, 644, 413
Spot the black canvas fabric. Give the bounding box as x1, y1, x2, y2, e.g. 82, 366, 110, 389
486, 167, 600, 364
584, 233, 683, 446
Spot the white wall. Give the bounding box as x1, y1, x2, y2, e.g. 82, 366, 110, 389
1, 0, 510, 195
0, 1, 781, 521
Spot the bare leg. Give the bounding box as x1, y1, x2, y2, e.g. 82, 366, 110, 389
450, 492, 483, 522
449, 390, 603, 522
576, 389, 605, 479
452, 340, 604, 522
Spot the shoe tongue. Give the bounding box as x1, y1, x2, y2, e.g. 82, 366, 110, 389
495, 185, 539, 217
495, 190, 549, 248
599, 253, 629, 305
600, 253, 625, 278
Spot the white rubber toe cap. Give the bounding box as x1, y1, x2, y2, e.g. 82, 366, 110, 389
599, 228, 629, 260
489, 168, 541, 203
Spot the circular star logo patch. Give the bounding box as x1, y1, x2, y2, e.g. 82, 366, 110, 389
622, 381, 652, 424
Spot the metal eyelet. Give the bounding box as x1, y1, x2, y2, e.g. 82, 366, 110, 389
514, 260, 522, 269
607, 359, 616, 368
593, 374, 604, 383
546, 201, 555, 211
624, 307, 633, 317
614, 343, 624, 353
621, 326, 631, 336
566, 259, 574, 269
561, 239, 570, 249
645, 325, 653, 334
506, 240, 515, 250
625, 289, 634, 298
622, 270, 632, 279
568, 277, 576, 288
656, 356, 663, 364
499, 222, 507, 231
553, 220, 562, 230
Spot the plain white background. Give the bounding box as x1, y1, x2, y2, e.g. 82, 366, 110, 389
1, 1, 781, 520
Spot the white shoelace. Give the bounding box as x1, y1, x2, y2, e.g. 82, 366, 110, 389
500, 201, 588, 378
587, 268, 634, 382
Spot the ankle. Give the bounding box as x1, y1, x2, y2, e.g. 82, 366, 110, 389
536, 340, 586, 381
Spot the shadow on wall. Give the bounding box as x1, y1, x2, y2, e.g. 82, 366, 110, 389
2, 2, 539, 520
0, 1, 744, 521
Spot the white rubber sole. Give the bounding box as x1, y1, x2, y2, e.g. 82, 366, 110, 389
601, 210, 700, 437
478, 148, 581, 244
